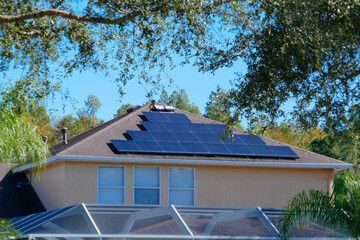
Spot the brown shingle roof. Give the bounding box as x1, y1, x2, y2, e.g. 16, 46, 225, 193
51, 104, 349, 166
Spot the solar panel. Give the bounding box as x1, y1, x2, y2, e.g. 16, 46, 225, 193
141, 121, 168, 132
186, 123, 212, 133
143, 112, 169, 122
206, 124, 227, 133
248, 145, 276, 157
164, 113, 191, 123
157, 141, 186, 153
134, 141, 163, 152
150, 131, 177, 142
112, 112, 299, 158
111, 140, 140, 152
172, 132, 199, 142
180, 142, 209, 154
194, 133, 221, 143
203, 143, 231, 154
127, 130, 155, 141
236, 135, 266, 145
163, 122, 191, 132
269, 146, 298, 158
224, 144, 253, 156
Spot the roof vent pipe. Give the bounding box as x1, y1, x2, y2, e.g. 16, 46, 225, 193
61, 127, 68, 144
42, 136, 48, 143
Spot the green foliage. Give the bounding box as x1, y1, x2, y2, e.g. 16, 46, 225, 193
53, 94, 104, 143
0, 0, 232, 97
0, 78, 51, 168
266, 121, 325, 149
0, 109, 50, 169
279, 171, 360, 239
0, 219, 18, 240
159, 89, 200, 115
203, 86, 241, 127
198, 0, 360, 128
309, 105, 360, 166
115, 103, 133, 117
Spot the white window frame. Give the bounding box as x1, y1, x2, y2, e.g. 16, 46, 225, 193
168, 167, 195, 206
133, 166, 161, 205
97, 165, 126, 204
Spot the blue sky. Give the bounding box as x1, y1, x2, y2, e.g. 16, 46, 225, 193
48, 60, 247, 122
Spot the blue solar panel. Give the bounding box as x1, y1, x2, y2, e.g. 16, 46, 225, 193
111, 140, 140, 152
206, 124, 227, 133
224, 144, 253, 156
248, 145, 276, 157
180, 142, 209, 154
143, 112, 170, 122
204, 143, 231, 154
165, 113, 191, 123
163, 122, 191, 132
134, 141, 163, 152
269, 146, 298, 158
141, 121, 168, 132
237, 135, 266, 145
172, 132, 199, 142
195, 133, 221, 143
157, 141, 186, 152
186, 123, 212, 133
150, 131, 177, 142
127, 130, 155, 141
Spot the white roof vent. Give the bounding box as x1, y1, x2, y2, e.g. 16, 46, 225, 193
151, 104, 175, 112
164, 105, 175, 111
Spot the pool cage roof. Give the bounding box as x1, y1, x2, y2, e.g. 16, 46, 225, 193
12, 204, 350, 240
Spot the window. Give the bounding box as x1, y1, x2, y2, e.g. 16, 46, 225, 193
98, 166, 125, 204
168, 167, 194, 205
134, 166, 160, 205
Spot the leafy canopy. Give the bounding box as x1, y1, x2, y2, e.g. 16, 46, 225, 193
1, 0, 359, 127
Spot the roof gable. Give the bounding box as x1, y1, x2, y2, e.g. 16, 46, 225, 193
50, 104, 349, 167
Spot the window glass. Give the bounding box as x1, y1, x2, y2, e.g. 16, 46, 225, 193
134, 167, 159, 187
134, 189, 160, 204
99, 166, 125, 186
98, 188, 124, 204
169, 168, 194, 188
169, 190, 194, 205
134, 167, 160, 205
98, 166, 125, 204
169, 167, 194, 206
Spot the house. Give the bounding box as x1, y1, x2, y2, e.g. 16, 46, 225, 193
2, 104, 352, 239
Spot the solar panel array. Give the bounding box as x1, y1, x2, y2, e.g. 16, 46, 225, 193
111, 112, 299, 159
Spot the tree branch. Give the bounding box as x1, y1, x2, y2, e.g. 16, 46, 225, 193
0, 0, 234, 24
0, 8, 157, 24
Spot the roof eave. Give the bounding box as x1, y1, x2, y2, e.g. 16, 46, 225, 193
12, 154, 353, 173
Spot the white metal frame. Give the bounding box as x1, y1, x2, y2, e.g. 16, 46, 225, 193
168, 167, 195, 206
133, 166, 161, 205
14, 204, 352, 240
97, 165, 126, 204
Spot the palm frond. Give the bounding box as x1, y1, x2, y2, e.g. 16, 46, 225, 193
279, 190, 351, 239
0, 110, 50, 171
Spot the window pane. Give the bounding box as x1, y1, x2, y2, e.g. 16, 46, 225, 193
134, 189, 160, 204
134, 167, 159, 187
98, 188, 124, 204
169, 168, 194, 188
169, 189, 194, 205
99, 166, 124, 186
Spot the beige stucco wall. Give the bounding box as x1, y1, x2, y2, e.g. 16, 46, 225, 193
26, 162, 66, 210
29, 161, 334, 210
